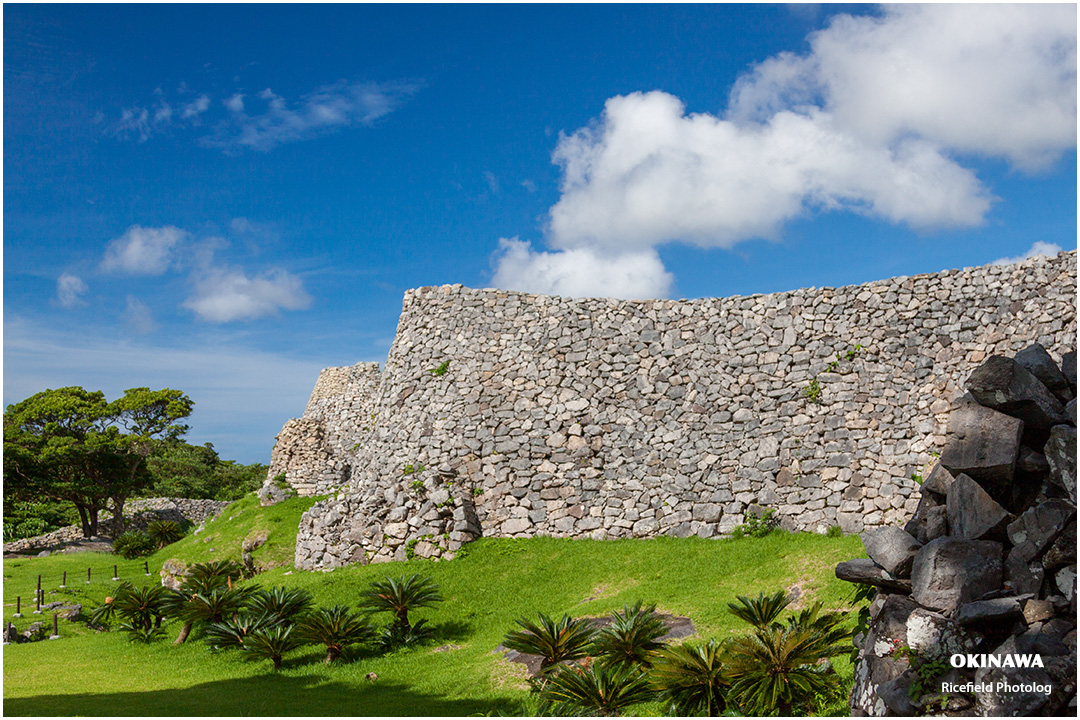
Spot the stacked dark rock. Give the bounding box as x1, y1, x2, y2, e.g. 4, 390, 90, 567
836, 343, 1077, 716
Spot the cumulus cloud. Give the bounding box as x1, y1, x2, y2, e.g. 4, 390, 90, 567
730, 4, 1077, 171
491, 4, 1075, 299
490, 237, 673, 299
122, 295, 156, 334
210, 80, 420, 152
991, 241, 1064, 266
100, 225, 187, 275
56, 273, 88, 308
183, 267, 312, 323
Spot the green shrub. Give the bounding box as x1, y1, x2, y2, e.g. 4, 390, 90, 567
736, 509, 778, 539
146, 519, 185, 548
358, 574, 443, 631
298, 605, 377, 663
430, 360, 450, 376
590, 601, 669, 670
503, 613, 597, 673
803, 378, 823, 403
112, 531, 156, 559
541, 663, 654, 716
826, 525, 844, 538
650, 640, 731, 717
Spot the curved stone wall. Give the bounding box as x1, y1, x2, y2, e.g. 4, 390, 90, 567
279, 251, 1075, 569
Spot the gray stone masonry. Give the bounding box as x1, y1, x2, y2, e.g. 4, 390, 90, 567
260, 251, 1076, 570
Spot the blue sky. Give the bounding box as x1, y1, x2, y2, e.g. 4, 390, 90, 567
4, 4, 1077, 463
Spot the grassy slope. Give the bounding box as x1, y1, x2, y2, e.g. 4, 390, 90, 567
4, 495, 866, 716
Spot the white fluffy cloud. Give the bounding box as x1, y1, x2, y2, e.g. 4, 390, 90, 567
492, 4, 1076, 300
100, 225, 187, 275
183, 267, 312, 323
56, 273, 88, 308
991, 241, 1064, 266
730, 5, 1077, 171
490, 237, 673, 299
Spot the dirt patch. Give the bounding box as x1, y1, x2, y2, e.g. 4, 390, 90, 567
578, 577, 641, 604
488, 653, 531, 691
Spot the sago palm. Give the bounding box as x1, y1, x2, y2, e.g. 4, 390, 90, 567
503, 613, 597, 673
725, 614, 851, 715
590, 601, 669, 670
241, 624, 303, 670
297, 605, 378, 663
649, 640, 731, 717
160, 574, 228, 644
358, 574, 443, 631
88, 581, 135, 627
187, 559, 243, 582
146, 519, 184, 548
542, 662, 655, 717
726, 590, 790, 629
113, 583, 170, 633
247, 586, 314, 624
205, 611, 282, 651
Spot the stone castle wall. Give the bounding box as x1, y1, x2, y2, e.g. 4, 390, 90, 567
267, 252, 1076, 570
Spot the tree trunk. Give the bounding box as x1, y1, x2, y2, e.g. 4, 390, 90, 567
325, 646, 340, 664
272, 655, 282, 671
397, 609, 410, 631
76, 505, 92, 539
174, 621, 193, 645
111, 496, 126, 537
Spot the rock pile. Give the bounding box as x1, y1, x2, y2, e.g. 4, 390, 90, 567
836, 343, 1077, 716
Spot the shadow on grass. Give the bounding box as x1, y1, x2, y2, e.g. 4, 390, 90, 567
5, 672, 519, 716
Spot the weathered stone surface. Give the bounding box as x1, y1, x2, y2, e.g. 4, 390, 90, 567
1063, 351, 1078, 391
860, 526, 922, 577
919, 462, 955, 496
974, 667, 1052, 716
1045, 425, 1077, 502
953, 596, 1022, 625
1015, 343, 1073, 401
1042, 524, 1077, 571
939, 403, 1023, 488
967, 355, 1067, 431
946, 473, 1010, 540
910, 537, 1003, 613
1005, 546, 1045, 595
1006, 498, 1075, 561
835, 559, 912, 593
902, 493, 941, 544
258, 252, 1077, 570
877, 671, 918, 715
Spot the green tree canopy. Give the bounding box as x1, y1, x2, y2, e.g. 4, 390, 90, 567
4, 386, 193, 538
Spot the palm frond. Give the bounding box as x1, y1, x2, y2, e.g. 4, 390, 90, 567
503, 613, 597, 671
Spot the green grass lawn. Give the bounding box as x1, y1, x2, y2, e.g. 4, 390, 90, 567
4, 496, 867, 716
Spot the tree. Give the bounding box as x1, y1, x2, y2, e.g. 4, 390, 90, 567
3, 386, 193, 538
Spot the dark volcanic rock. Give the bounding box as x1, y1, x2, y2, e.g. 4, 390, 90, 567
860, 526, 922, 578
953, 596, 1023, 625
903, 493, 948, 544
1005, 546, 1045, 595
1015, 343, 1074, 402
1006, 498, 1075, 561
910, 537, 1003, 613
1042, 524, 1077, 571
919, 462, 955, 496
835, 559, 912, 593
939, 403, 1023, 488
946, 473, 1010, 540
1045, 425, 1077, 502
966, 355, 1067, 432
1063, 351, 1077, 391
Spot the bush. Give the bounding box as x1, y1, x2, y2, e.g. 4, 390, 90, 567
113, 531, 156, 559
146, 520, 185, 548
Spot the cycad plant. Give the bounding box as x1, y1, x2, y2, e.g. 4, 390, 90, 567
502, 613, 597, 673
88, 581, 135, 627
358, 574, 443, 631
726, 590, 790, 629
204, 611, 282, 651
113, 583, 170, 633
590, 601, 669, 670
146, 519, 184, 548
247, 586, 314, 624
541, 662, 654, 717
160, 574, 228, 644
724, 597, 851, 715
297, 605, 378, 663
241, 624, 303, 670
187, 560, 244, 582
649, 640, 731, 717
165, 582, 260, 645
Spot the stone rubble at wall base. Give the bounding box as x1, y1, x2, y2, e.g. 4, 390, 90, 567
836, 342, 1076, 716
258, 251, 1076, 571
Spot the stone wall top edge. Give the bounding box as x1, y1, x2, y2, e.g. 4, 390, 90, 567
402, 250, 1076, 308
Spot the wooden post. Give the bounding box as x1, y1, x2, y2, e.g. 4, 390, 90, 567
14, 596, 22, 617
144, 561, 150, 576
60, 571, 67, 588
86, 567, 91, 584
33, 589, 42, 614
112, 564, 119, 581
49, 612, 59, 640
